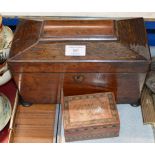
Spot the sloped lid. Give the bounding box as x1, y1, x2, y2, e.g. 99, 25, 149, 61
10, 41, 146, 62
8, 18, 151, 74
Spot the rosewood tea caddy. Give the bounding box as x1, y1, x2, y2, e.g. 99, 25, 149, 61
8, 18, 151, 106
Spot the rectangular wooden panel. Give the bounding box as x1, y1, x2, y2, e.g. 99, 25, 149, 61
10, 103, 58, 143
63, 73, 144, 104
41, 20, 116, 40
13, 73, 61, 104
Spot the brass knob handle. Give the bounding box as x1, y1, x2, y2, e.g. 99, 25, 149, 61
73, 74, 85, 83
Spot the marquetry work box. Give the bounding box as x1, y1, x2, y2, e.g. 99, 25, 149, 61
8, 18, 151, 107
61, 92, 120, 142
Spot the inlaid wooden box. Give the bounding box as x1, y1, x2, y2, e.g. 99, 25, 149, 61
8, 18, 151, 105
61, 92, 120, 142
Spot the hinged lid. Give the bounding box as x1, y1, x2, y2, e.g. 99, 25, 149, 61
8, 18, 151, 73
62, 92, 120, 130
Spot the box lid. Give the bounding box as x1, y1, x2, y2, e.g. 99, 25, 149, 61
8, 18, 151, 73
62, 92, 120, 130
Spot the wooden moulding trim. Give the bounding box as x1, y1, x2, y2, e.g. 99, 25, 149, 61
39, 35, 118, 41
8, 59, 150, 63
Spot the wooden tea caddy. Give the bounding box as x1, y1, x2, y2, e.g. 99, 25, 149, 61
8, 18, 151, 107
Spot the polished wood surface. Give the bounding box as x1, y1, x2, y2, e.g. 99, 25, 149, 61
8, 18, 150, 104
10, 104, 57, 143
9, 41, 146, 61
9, 61, 149, 73
41, 20, 116, 40
10, 20, 42, 58
117, 18, 150, 60
63, 73, 145, 104
13, 73, 61, 104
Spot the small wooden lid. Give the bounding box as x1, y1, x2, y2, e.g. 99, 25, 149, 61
62, 92, 120, 130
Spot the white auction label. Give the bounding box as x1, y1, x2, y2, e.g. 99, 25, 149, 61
65, 45, 86, 56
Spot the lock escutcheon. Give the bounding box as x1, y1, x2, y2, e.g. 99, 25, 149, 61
73, 74, 85, 83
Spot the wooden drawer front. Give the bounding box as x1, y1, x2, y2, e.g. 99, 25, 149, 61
63, 73, 145, 104
63, 73, 117, 97
13, 73, 61, 104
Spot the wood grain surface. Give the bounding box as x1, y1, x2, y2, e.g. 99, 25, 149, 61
10, 104, 57, 143
8, 18, 150, 105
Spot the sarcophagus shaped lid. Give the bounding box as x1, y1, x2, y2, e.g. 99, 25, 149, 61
8, 18, 151, 73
